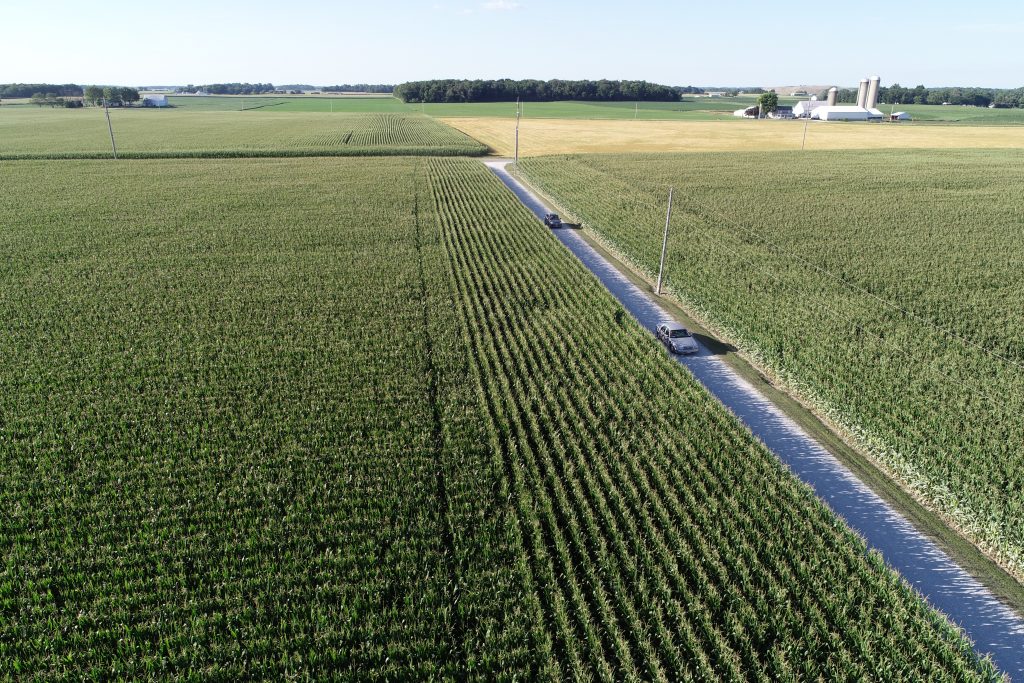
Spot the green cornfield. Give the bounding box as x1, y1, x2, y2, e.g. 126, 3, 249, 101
0, 156, 1001, 679
0, 110, 487, 158
518, 149, 1024, 579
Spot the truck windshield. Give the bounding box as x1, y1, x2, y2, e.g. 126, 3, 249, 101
670, 329, 690, 338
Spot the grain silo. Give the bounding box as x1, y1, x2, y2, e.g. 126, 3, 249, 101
866, 76, 881, 110
856, 79, 869, 108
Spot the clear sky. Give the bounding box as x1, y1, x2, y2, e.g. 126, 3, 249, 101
2, 0, 1022, 87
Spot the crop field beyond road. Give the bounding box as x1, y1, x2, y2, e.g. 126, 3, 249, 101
0, 109, 486, 158
519, 148, 1024, 581
0, 156, 1001, 678
167, 94, 411, 113
443, 117, 1024, 155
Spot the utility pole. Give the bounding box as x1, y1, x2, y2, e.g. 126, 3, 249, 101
801, 111, 810, 150
514, 97, 521, 168
103, 98, 118, 160
655, 187, 674, 295
635, 101, 638, 120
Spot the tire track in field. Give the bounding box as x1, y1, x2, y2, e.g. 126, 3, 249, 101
412, 162, 465, 675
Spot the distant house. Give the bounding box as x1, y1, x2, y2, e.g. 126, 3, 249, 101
791, 90, 808, 97
768, 106, 794, 119
705, 91, 725, 98
890, 111, 912, 121
142, 94, 168, 107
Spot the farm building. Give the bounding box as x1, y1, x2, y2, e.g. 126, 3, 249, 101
890, 111, 912, 121
810, 106, 885, 121
793, 100, 827, 118
768, 106, 794, 119
733, 105, 759, 118
143, 94, 168, 107
813, 106, 869, 121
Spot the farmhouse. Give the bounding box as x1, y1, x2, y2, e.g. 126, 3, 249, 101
143, 94, 168, 107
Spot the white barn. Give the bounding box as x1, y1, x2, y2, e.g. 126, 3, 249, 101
143, 94, 168, 107
813, 106, 869, 121
793, 100, 827, 118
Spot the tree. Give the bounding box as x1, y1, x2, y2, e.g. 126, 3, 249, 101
117, 87, 140, 106
757, 91, 779, 116
84, 85, 103, 106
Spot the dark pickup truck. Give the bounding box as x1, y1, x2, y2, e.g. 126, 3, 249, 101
543, 213, 563, 229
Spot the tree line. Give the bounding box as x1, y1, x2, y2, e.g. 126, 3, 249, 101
824, 84, 1024, 108
394, 79, 679, 103
321, 84, 394, 93
1, 83, 83, 98
2, 83, 144, 107
176, 83, 276, 95
83, 86, 141, 106
29, 93, 83, 108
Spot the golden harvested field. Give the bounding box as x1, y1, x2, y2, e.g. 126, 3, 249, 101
441, 116, 1024, 156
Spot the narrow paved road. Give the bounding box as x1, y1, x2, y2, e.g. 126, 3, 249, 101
485, 159, 1024, 679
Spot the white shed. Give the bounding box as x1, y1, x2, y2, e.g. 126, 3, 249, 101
891, 111, 912, 121
143, 94, 168, 107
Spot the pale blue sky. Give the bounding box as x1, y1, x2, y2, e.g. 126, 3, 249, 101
2, 0, 1022, 87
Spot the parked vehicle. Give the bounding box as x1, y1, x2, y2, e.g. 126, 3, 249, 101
543, 213, 563, 228
655, 322, 699, 355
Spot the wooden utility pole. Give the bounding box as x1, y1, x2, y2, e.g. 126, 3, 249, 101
514, 97, 521, 167
656, 187, 674, 294
104, 99, 118, 159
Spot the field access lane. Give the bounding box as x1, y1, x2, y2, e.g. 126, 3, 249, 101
484, 159, 1024, 680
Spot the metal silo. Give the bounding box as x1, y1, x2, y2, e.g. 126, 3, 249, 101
866, 76, 881, 110
827, 87, 838, 106
856, 78, 869, 108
